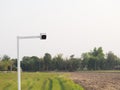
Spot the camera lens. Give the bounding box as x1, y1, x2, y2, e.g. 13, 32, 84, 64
41, 35, 46, 39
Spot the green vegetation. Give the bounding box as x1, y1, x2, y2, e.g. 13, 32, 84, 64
0, 72, 84, 90
0, 47, 120, 71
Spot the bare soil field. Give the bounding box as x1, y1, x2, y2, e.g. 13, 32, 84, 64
70, 71, 120, 90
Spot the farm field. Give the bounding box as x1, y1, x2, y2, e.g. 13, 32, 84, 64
70, 71, 120, 90
0, 72, 84, 90
0, 71, 120, 90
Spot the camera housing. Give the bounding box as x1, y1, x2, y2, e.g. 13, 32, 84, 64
40, 33, 47, 40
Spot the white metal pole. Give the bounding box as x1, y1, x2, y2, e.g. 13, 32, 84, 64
17, 37, 21, 90
17, 34, 46, 90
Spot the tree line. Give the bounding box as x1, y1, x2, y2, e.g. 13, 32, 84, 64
0, 47, 120, 72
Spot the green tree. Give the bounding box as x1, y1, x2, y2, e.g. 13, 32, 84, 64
43, 53, 52, 71
0, 55, 11, 71
88, 56, 97, 70
30, 56, 40, 71
105, 51, 118, 70
52, 54, 64, 71
68, 55, 81, 71
21, 56, 31, 71
81, 47, 105, 70
2, 55, 10, 61
81, 53, 91, 70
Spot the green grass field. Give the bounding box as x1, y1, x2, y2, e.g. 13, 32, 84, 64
0, 72, 84, 90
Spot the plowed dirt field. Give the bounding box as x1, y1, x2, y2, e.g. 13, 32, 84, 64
71, 71, 120, 90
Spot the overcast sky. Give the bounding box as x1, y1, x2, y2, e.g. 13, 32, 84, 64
0, 0, 120, 59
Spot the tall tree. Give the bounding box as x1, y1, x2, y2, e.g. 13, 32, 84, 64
43, 53, 52, 71
81, 53, 91, 70
105, 51, 118, 70
30, 56, 40, 71
21, 56, 31, 71
82, 47, 105, 70
53, 54, 64, 71
2, 55, 10, 61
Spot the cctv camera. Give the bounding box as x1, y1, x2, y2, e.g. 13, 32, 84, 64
40, 33, 47, 40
